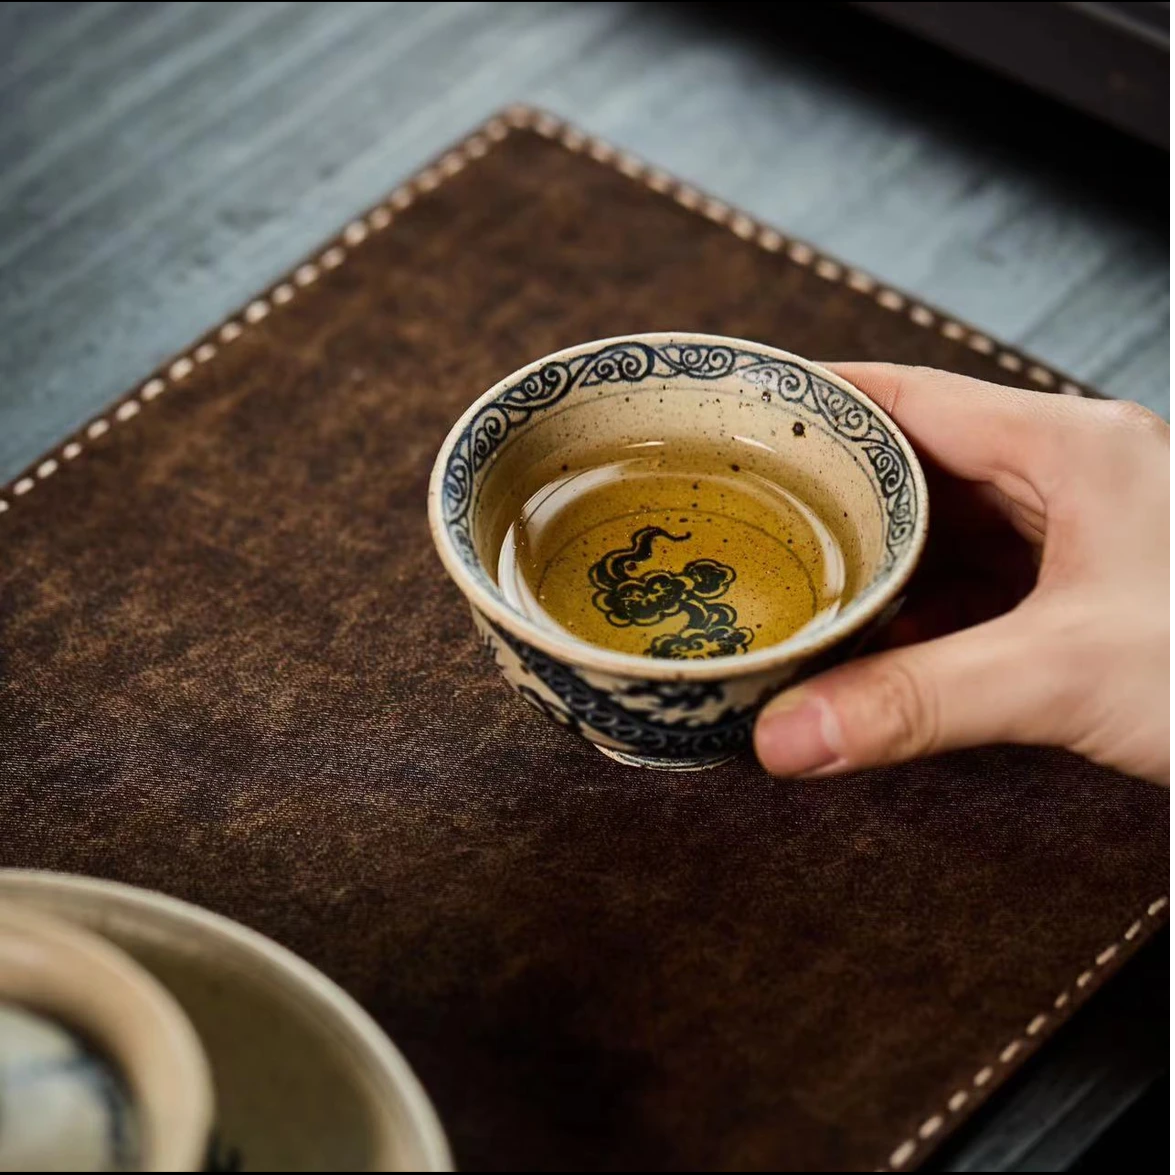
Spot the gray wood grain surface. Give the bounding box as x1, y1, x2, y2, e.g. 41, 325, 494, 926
0, 1, 1168, 485
0, 4, 1168, 1170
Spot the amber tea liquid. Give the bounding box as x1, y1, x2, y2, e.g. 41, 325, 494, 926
497, 444, 847, 660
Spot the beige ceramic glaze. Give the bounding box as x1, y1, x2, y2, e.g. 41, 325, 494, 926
429, 333, 928, 769
0, 902, 212, 1172
0, 873, 453, 1173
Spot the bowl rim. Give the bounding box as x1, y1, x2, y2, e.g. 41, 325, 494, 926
0, 900, 214, 1173
0, 870, 454, 1174
428, 332, 928, 682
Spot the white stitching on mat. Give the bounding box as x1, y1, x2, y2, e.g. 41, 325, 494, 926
0, 115, 516, 513
917, 1115, 943, 1140
757, 228, 783, 252
882, 898, 1169, 1169
730, 213, 756, 240
0, 102, 1097, 516
788, 241, 814, 266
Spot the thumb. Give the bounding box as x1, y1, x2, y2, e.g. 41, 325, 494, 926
754, 612, 1053, 777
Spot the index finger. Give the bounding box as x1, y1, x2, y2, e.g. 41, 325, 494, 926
827, 362, 1069, 486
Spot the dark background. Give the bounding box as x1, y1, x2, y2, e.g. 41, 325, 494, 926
0, 2, 1168, 1169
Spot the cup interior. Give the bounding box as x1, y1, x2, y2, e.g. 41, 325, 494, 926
434, 335, 924, 670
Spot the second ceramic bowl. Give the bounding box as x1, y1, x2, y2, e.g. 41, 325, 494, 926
0, 902, 212, 1172
0, 872, 452, 1173
429, 332, 928, 770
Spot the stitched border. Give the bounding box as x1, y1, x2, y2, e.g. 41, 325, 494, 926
0, 102, 1093, 516
883, 893, 1169, 1170
0, 116, 503, 514
0, 102, 1165, 1171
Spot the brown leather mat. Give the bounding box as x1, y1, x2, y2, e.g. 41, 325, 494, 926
0, 107, 1167, 1172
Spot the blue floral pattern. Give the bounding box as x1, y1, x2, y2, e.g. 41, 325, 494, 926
440, 340, 916, 586
487, 620, 760, 760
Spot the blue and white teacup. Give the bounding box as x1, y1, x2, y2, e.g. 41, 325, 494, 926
429, 333, 928, 770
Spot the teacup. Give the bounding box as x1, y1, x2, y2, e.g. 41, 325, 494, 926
429, 333, 928, 770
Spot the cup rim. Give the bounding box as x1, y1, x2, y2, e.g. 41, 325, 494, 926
428, 332, 928, 682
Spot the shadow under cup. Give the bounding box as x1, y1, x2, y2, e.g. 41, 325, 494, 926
430, 334, 927, 770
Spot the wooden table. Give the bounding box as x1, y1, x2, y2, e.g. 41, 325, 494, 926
1, 3, 1167, 1168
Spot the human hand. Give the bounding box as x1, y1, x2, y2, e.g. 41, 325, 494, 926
754, 364, 1170, 785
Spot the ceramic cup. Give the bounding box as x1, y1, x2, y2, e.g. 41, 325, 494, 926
0, 872, 453, 1173
429, 332, 928, 771
0, 902, 213, 1172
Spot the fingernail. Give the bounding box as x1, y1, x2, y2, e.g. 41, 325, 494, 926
755, 691, 845, 777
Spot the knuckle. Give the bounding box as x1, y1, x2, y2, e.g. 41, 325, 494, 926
1095, 398, 1168, 440
853, 365, 909, 417
1019, 604, 1106, 740
1042, 643, 1084, 705
854, 658, 938, 761
872, 365, 958, 418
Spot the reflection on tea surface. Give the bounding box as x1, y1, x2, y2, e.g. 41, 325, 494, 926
498, 441, 846, 659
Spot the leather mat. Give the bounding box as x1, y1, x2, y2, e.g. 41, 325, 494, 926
0, 107, 1167, 1172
